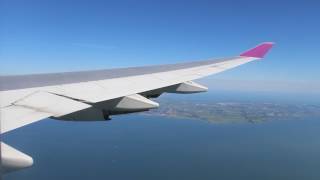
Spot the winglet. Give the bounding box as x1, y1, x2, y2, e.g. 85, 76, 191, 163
240, 42, 274, 58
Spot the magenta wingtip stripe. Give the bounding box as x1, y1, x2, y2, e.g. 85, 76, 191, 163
240, 42, 274, 58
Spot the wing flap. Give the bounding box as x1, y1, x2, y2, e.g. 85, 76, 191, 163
1, 106, 52, 133
1, 91, 91, 133
13, 91, 91, 117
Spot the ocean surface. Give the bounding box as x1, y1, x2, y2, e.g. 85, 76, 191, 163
3, 92, 320, 180
3, 115, 320, 180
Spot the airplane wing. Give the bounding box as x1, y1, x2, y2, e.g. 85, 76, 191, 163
0, 42, 273, 172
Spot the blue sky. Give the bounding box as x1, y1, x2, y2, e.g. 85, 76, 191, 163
1, 0, 320, 93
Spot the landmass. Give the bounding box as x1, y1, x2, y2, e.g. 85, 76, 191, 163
141, 98, 320, 123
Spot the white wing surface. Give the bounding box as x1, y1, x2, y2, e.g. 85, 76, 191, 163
0, 42, 273, 172
0, 42, 273, 134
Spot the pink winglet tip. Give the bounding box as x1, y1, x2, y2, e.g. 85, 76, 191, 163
240, 42, 274, 58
